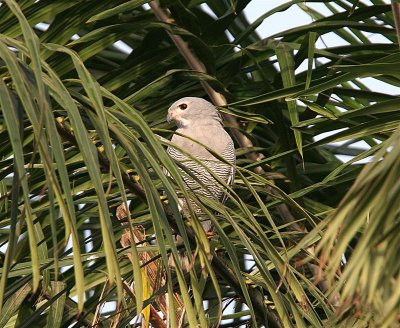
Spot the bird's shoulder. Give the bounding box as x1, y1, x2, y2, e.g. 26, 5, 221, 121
171, 125, 233, 155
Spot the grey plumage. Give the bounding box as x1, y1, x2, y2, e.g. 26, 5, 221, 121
165, 97, 235, 269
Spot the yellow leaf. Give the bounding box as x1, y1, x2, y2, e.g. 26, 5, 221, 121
141, 267, 150, 328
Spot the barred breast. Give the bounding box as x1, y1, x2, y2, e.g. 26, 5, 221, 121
167, 138, 235, 207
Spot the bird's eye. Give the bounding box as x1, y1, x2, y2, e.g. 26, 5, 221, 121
178, 103, 187, 110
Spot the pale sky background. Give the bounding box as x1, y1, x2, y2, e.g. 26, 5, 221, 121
229, 1, 396, 164
239, 0, 398, 95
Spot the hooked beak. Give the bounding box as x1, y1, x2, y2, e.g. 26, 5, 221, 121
167, 110, 176, 123
167, 113, 173, 123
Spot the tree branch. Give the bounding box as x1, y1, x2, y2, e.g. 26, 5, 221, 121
148, 0, 303, 232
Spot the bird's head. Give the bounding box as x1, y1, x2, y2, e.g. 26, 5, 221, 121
167, 97, 222, 128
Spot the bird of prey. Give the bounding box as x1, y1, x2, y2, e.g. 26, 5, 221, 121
165, 97, 236, 269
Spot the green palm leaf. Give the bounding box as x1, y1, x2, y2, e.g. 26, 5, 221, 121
0, 0, 399, 326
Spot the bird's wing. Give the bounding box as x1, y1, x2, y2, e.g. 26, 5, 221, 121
218, 138, 236, 204
166, 126, 235, 207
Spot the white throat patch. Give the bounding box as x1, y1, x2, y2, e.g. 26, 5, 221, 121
176, 117, 191, 128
